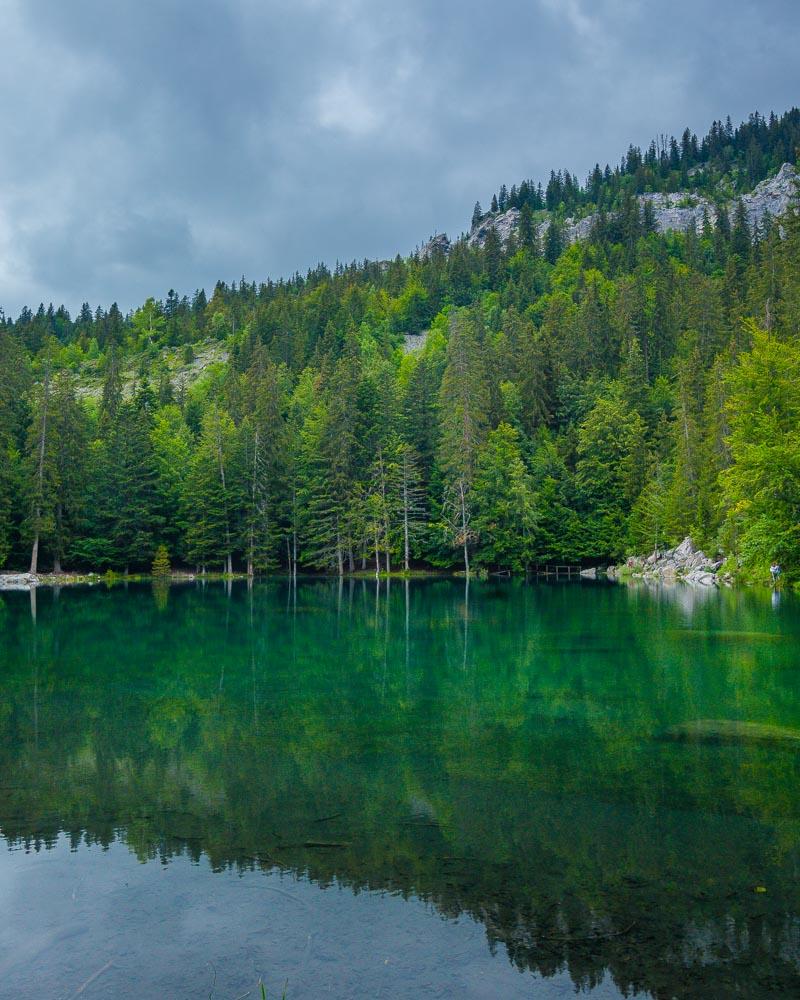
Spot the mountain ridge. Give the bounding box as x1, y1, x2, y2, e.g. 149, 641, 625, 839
419, 161, 798, 257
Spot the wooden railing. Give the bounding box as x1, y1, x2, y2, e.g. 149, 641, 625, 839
530, 564, 583, 578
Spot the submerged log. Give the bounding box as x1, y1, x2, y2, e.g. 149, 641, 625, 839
660, 719, 800, 748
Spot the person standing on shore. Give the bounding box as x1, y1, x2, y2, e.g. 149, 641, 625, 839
770, 562, 782, 585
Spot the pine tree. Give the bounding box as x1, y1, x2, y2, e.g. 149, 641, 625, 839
437, 309, 489, 573
544, 220, 564, 264
719, 321, 800, 575
74, 399, 163, 572
472, 423, 535, 570
666, 347, 706, 540
184, 406, 240, 574
575, 390, 647, 557
49, 374, 89, 572
23, 361, 56, 573
240, 351, 290, 573
389, 440, 425, 572
518, 203, 537, 252
152, 544, 171, 577
483, 227, 503, 290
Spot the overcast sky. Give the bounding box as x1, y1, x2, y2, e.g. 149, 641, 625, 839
0, 0, 797, 316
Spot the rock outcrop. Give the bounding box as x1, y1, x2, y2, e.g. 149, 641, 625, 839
468, 208, 520, 248
611, 537, 730, 586
419, 233, 451, 258
402, 330, 428, 354
742, 162, 798, 230
0, 573, 39, 590
457, 163, 798, 252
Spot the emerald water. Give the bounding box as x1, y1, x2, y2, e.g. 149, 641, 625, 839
1, 580, 799, 998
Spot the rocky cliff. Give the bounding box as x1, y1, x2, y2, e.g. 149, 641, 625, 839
462, 162, 798, 250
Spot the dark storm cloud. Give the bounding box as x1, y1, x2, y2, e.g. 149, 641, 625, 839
0, 0, 797, 314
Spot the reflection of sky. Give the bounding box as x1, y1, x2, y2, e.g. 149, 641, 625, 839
0, 837, 641, 998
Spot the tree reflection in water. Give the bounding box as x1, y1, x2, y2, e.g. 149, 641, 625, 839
0, 579, 799, 998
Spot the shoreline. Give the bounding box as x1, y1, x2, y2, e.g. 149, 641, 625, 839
0, 569, 449, 590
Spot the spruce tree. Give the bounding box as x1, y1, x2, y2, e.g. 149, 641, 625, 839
152, 544, 171, 577
437, 309, 489, 573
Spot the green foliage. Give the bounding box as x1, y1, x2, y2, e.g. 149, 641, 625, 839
575, 389, 647, 558
719, 322, 800, 576
0, 111, 798, 575
151, 544, 171, 577
472, 423, 535, 570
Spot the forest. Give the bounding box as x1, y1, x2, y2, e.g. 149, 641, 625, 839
0, 108, 799, 579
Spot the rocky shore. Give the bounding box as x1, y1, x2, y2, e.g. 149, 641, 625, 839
0, 572, 111, 590
608, 537, 732, 586
0, 571, 200, 590
0, 573, 42, 590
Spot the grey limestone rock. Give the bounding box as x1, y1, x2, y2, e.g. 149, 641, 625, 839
453, 163, 798, 255
0, 573, 39, 590
467, 208, 521, 249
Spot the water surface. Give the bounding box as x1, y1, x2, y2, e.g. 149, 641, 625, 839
1, 579, 798, 997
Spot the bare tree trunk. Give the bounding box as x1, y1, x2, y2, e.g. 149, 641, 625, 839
53, 502, 63, 574
374, 529, 380, 580
335, 526, 343, 577
459, 479, 470, 577
30, 535, 40, 576
377, 449, 391, 575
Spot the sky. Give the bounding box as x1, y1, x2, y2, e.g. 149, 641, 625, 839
0, 0, 798, 316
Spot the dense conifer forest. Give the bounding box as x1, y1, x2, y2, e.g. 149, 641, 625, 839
1, 108, 799, 579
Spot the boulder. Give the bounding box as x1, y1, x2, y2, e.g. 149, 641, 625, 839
0, 573, 39, 591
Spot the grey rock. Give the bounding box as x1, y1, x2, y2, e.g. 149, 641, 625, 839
419, 233, 450, 258
615, 536, 728, 587
468, 208, 520, 249
0, 573, 39, 590
458, 163, 798, 256
741, 163, 798, 233
402, 331, 429, 354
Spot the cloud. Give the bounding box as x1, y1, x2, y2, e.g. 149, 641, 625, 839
0, 0, 797, 315
539, 0, 597, 39
316, 76, 382, 136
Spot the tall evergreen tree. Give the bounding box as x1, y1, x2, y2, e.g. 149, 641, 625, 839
437, 310, 489, 574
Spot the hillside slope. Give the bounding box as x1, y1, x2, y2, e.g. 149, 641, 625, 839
0, 107, 799, 581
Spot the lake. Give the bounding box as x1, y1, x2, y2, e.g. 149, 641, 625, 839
0, 579, 798, 998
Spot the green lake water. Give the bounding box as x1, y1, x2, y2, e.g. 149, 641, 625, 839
0, 579, 799, 998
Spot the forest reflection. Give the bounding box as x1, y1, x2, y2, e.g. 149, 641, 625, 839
1, 579, 799, 998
